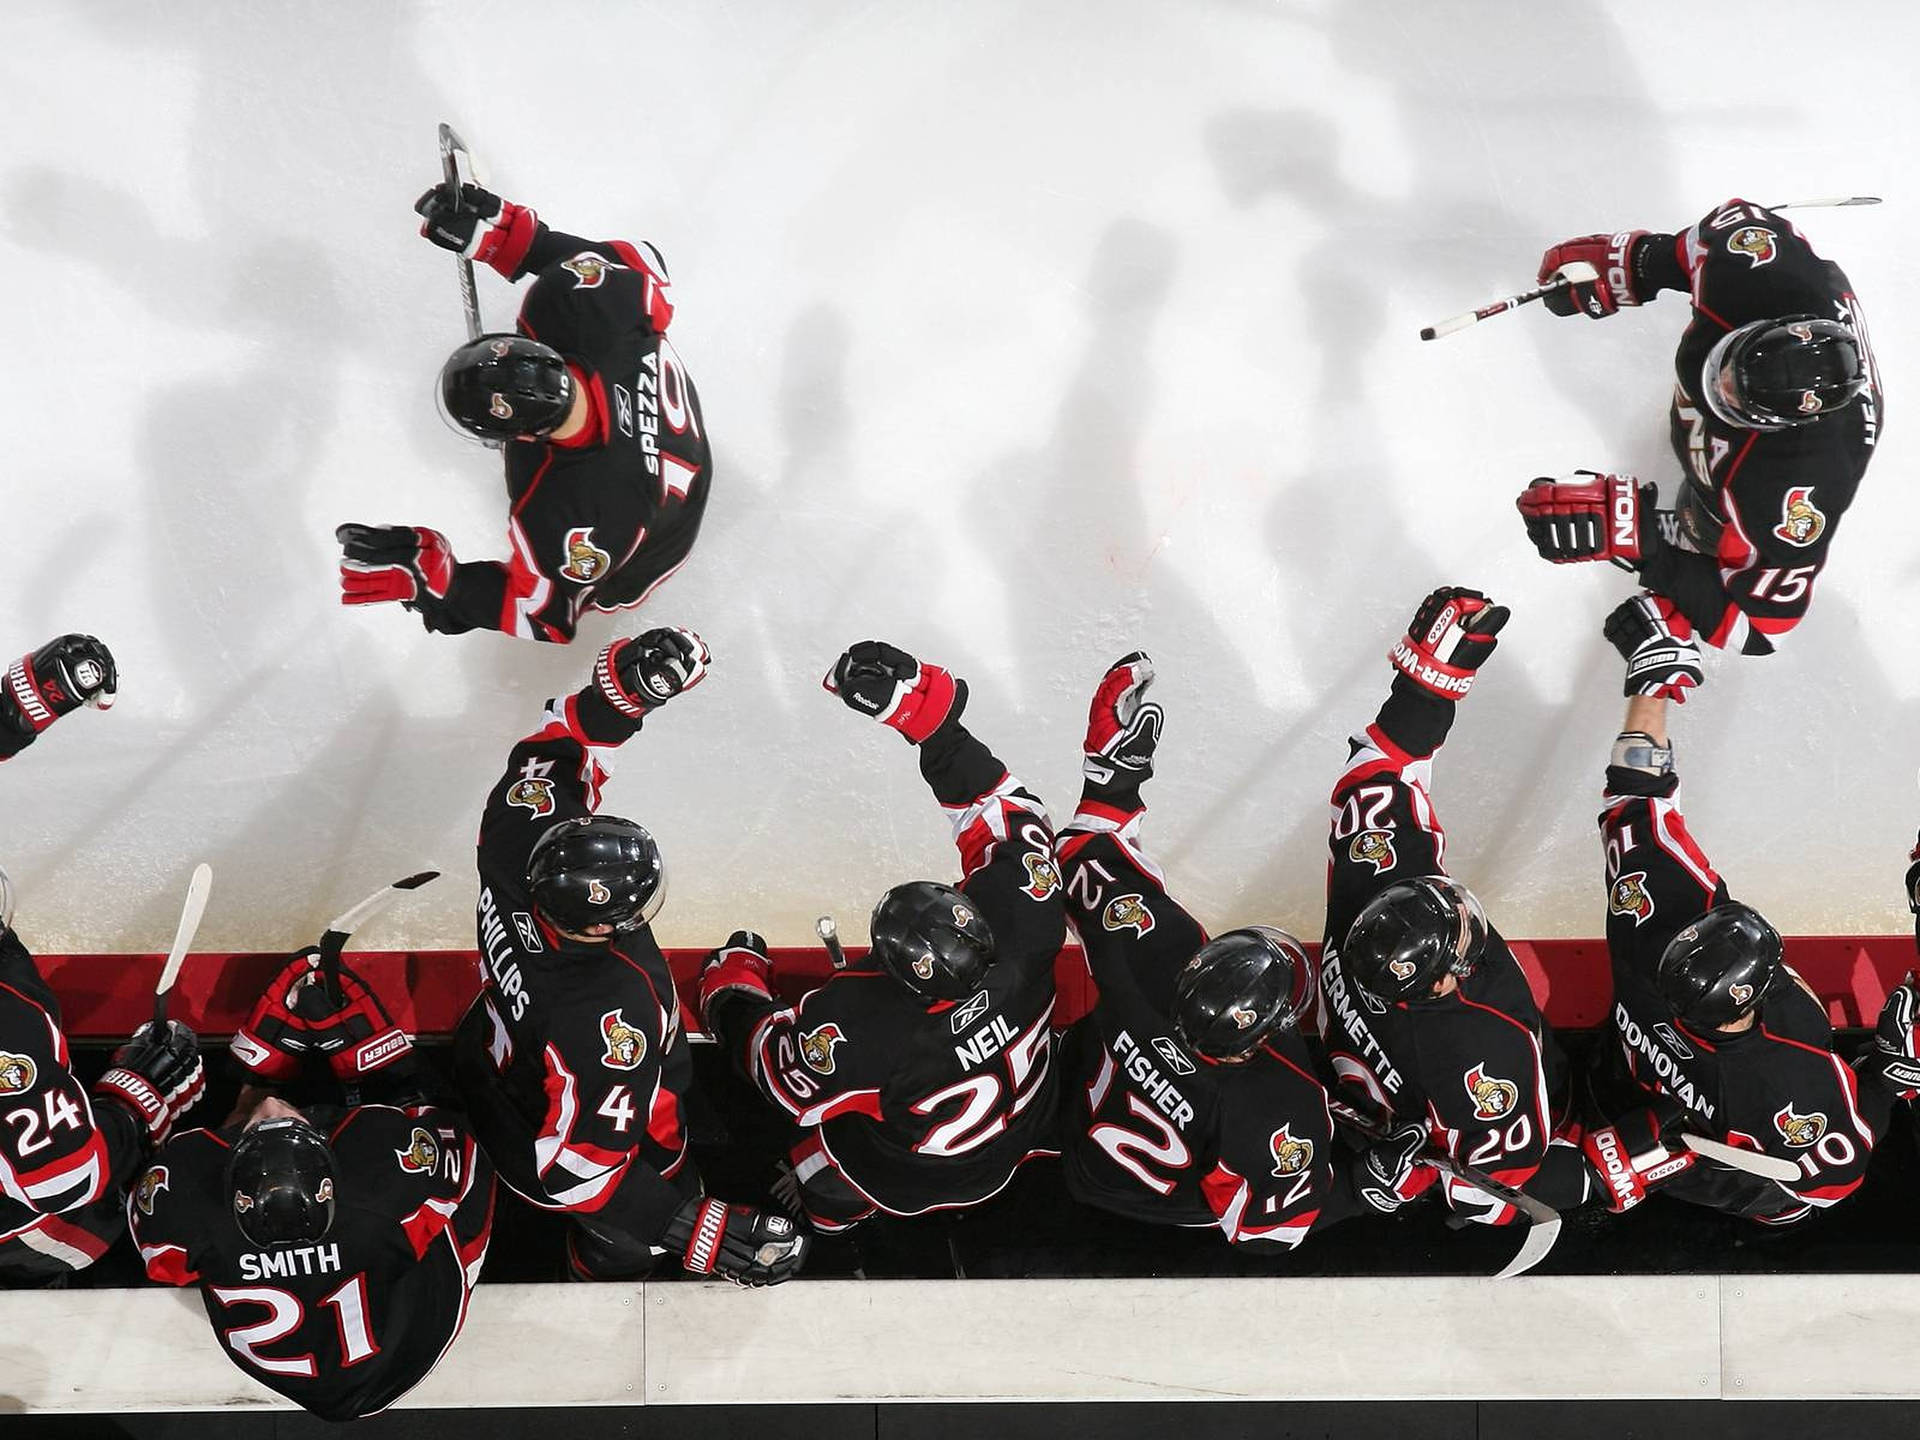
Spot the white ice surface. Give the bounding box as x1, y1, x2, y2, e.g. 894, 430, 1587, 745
2, 0, 1915, 954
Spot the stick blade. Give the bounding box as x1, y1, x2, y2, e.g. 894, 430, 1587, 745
1494, 1216, 1561, 1279
1681, 1132, 1801, 1182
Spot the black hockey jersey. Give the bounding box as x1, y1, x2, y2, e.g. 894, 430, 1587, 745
433, 221, 712, 642
1596, 770, 1877, 1222
719, 721, 1063, 1217
129, 1104, 493, 1421
1057, 801, 1343, 1248
450, 683, 697, 1246
1640, 197, 1883, 655
1320, 689, 1585, 1223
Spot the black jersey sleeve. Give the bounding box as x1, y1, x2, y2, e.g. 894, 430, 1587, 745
127, 1127, 220, 1286
519, 239, 675, 350
1325, 713, 1454, 954
332, 1105, 494, 1269
1057, 798, 1208, 1015
1597, 769, 1728, 974
1199, 1046, 1342, 1249
0, 963, 117, 1222
1677, 199, 1837, 325
735, 977, 895, 1129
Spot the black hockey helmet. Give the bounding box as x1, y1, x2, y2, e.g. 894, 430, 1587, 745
1342, 875, 1489, 1002
438, 332, 573, 442
1656, 901, 1783, 1029
1701, 315, 1865, 429
868, 881, 995, 1002
228, 1117, 338, 1248
527, 816, 666, 936
1172, 925, 1313, 1062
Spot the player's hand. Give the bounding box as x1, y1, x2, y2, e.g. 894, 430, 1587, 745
1581, 1102, 1692, 1213
3, 634, 117, 741
595, 627, 711, 719
1537, 230, 1650, 318
1516, 472, 1656, 569
337, 524, 456, 606
1352, 1120, 1437, 1214
93, 1020, 205, 1147
228, 948, 331, 1084
824, 641, 966, 744
1604, 594, 1704, 704
414, 182, 536, 272
667, 1195, 811, 1287
1387, 587, 1509, 702
1868, 974, 1920, 1102
697, 931, 774, 1035
1083, 652, 1162, 790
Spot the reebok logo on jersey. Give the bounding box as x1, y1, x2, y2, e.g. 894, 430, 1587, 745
1103, 894, 1155, 936
949, 990, 992, 1035
1773, 1102, 1826, 1147
1727, 226, 1778, 268
396, 1126, 440, 1174
1021, 851, 1061, 901
1350, 829, 1396, 875
800, 1023, 845, 1074
513, 912, 545, 952
614, 384, 635, 438
1464, 1063, 1519, 1121
1609, 871, 1654, 924
1652, 1023, 1693, 1059
560, 527, 612, 583
1269, 1124, 1314, 1178
600, 1010, 648, 1071
1774, 486, 1826, 546
134, 1165, 168, 1217
0, 1050, 36, 1094
1150, 1035, 1196, 1076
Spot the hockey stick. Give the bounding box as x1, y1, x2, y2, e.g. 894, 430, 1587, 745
438, 123, 483, 342
816, 914, 850, 970
318, 870, 441, 1005
1678, 1132, 1802, 1183
1327, 1097, 1561, 1279
0, 862, 13, 936
1419, 261, 1597, 342
1771, 196, 1881, 210
152, 863, 213, 1025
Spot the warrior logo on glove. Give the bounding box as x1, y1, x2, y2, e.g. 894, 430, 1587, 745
599, 1010, 647, 1070
396, 1128, 440, 1174
1773, 1103, 1826, 1147
1464, 1063, 1519, 1121
800, 1024, 845, 1075
1269, 1125, 1314, 1178
1103, 895, 1155, 937
0, 1051, 34, 1093
1774, 486, 1826, 546
1350, 830, 1396, 875
1609, 871, 1655, 923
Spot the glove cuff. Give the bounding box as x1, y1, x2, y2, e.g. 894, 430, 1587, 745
677, 1197, 729, 1274
228, 1028, 304, 1084
595, 640, 656, 720
1387, 636, 1474, 701
478, 200, 540, 277
94, 1069, 166, 1144
6, 658, 58, 734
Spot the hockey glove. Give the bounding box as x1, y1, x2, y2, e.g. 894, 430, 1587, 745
228, 948, 333, 1084
336, 524, 456, 606
595, 627, 711, 719
1905, 833, 1920, 921
414, 182, 539, 277
1352, 1120, 1439, 1214
3, 634, 117, 743
1604, 594, 1704, 704
1082, 652, 1163, 790
1387, 587, 1509, 702
1516, 472, 1657, 569
696, 931, 775, 1036
94, 1020, 205, 1148
305, 962, 414, 1083
664, 1195, 810, 1287
1867, 974, 1920, 1102
824, 640, 966, 744
1537, 230, 1651, 319
1581, 1101, 1693, 1213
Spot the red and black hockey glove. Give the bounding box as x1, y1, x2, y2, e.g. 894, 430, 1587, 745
1604, 594, 1703, 704
1867, 974, 1920, 1102
1387, 587, 1509, 702
1537, 230, 1650, 319
305, 963, 413, 1083
336, 524, 456, 607
1082, 652, 1163, 791
1351, 1120, 1440, 1214
94, 1020, 205, 1148
414, 182, 539, 277
696, 931, 774, 1036
823, 640, 966, 744
1581, 1100, 1693, 1213
595, 627, 711, 720
229, 948, 334, 1083
664, 1195, 810, 1287
1516, 472, 1657, 569
3, 634, 116, 742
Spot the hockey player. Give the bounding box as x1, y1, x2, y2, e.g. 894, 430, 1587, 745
699, 642, 1063, 1232
1517, 198, 1880, 665
132, 950, 494, 1422
1050, 652, 1406, 1245
0, 882, 202, 1284
1, 633, 115, 760
1581, 603, 1880, 1220
336, 182, 711, 642
1320, 588, 1591, 1223
451, 627, 806, 1283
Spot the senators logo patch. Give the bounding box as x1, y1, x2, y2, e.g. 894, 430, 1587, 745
560, 526, 612, 584
0, 1050, 36, 1094
1350, 829, 1396, 875
134, 1166, 168, 1217
1609, 871, 1655, 924
1021, 851, 1061, 901
1270, 1124, 1314, 1179
1773, 1102, 1826, 1148
1464, 1063, 1519, 1121
800, 1023, 845, 1075
587, 878, 611, 906
1388, 957, 1418, 982
1227, 1004, 1259, 1031
1773, 486, 1826, 547
1727, 225, 1778, 267
952, 903, 975, 928
600, 1009, 648, 1071
1729, 981, 1755, 1007
506, 777, 556, 817
396, 1127, 440, 1174
1103, 894, 1155, 937
561, 253, 626, 289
